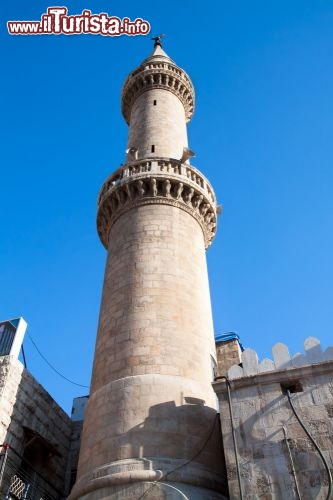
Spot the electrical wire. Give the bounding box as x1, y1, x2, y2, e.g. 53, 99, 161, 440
156, 482, 188, 498
27, 333, 89, 389
137, 413, 219, 500
287, 390, 333, 500
142, 482, 188, 499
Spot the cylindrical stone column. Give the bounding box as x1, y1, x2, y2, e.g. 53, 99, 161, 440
70, 44, 227, 500
127, 89, 188, 160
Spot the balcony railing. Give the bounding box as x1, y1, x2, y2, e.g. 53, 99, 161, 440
97, 158, 216, 208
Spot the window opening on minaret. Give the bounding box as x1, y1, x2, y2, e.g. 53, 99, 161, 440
151, 145, 155, 152
153, 100, 157, 105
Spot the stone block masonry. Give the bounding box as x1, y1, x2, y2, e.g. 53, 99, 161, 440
0, 355, 73, 498
215, 339, 242, 377
127, 89, 188, 160
73, 203, 227, 499
213, 337, 333, 499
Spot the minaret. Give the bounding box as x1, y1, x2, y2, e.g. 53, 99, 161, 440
70, 40, 227, 500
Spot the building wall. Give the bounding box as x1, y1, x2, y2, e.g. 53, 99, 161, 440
213, 337, 333, 499
71, 395, 89, 422
0, 355, 73, 498
215, 339, 242, 377
67, 396, 89, 493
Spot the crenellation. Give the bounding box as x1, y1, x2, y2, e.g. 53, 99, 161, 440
225, 336, 333, 380
213, 335, 333, 499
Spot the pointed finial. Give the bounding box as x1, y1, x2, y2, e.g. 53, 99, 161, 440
151, 34, 165, 48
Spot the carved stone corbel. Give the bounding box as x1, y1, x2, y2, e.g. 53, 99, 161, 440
162, 179, 171, 198
174, 182, 183, 200
205, 212, 214, 223
150, 178, 158, 197
136, 180, 145, 196
125, 183, 133, 201
200, 204, 209, 217
192, 195, 203, 209
183, 188, 194, 204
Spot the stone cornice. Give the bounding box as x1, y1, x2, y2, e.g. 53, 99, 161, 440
121, 61, 195, 124
97, 158, 217, 250
213, 360, 333, 394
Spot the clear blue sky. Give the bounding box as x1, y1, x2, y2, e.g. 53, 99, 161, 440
1, 0, 333, 414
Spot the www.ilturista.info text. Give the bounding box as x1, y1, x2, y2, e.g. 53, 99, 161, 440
7, 7, 151, 36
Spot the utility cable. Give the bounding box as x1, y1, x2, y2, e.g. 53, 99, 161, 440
27, 333, 89, 389
287, 390, 332, 500
164, 412, 219, 479
151, 482, 187, 499
137, 413, 219, 500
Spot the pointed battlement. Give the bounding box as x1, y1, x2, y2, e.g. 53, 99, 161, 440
213, 336, 333, 499
225, 336, 333, 379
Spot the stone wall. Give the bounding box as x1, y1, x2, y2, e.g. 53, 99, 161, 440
0, 355, 73, 498
215, 339, 242, 377
213, 337, 333, 499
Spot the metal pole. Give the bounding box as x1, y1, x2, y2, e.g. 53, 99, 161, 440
287, 390, 333, 500
217, 376, 244, 500
282, 426, 301, 499
0, 443, 9, 492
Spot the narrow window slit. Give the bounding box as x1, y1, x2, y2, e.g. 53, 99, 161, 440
151, 145, 155, 153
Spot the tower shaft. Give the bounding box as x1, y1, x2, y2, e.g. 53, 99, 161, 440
127, 88, 188, 160
70, 44, 226, 500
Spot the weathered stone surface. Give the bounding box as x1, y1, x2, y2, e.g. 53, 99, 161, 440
291, 352, 307, 367
228, 365, 244, 379
216, 340, 242, 377
272, 342, 291, 369
78, 481, 227, 500
242, 349, 259, 376
258, 358, 275, 373
0, 355, 73, 497
213, 338, 333, 500
304, 337, 323, 363
324, 346, 333, 361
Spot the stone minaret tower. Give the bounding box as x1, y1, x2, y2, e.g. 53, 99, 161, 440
70, 41, 227, 500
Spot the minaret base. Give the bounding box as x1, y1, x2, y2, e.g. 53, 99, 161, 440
75, 480, 227, 500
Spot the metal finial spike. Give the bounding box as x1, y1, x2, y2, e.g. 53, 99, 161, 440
151, 34, 165, 48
